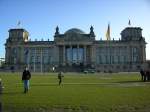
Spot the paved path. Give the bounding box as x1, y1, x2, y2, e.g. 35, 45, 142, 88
17, 82, 150, 87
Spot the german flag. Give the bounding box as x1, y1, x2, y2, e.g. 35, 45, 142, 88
106, 24, 111, 41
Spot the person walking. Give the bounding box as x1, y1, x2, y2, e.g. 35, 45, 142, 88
52, 66, 55, 72
22, 67, 31, 93
58, 71, 63, 85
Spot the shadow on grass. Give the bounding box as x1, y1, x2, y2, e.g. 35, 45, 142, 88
115, 80, 143, 84
31, 84, 58, 87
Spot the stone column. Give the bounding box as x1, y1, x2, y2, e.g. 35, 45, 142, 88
143, 46, 146, 63
27, 48, 30, 69
40, 48, 43, 73
5, 47, 8, 64
125, 46, 129, 71
19, 46, 25, 70
129, 46, 132, 71
84, 45, 86, 65
77, 45, 79, 64
128, 46, 132, 64
70, 45, 73, 65
91, 45, 96, 66
18, 47, 21, 65
63, 45, 66, 66
20, 47, 23, 64
138, 46, 142, 63
53, 45, 59, 65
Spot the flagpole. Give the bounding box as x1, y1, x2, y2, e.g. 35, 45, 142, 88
109, 25, 111, 69
109, 41, 111, 65
128, 19, 131, 26
106, 23, 111, 70
17, 21, 21, 28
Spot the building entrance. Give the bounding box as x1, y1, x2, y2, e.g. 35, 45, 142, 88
66, 46, 84, 65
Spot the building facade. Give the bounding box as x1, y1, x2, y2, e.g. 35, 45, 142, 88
5, 25, 146, 72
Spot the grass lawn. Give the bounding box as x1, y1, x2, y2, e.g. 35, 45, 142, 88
0, 72, 150, 112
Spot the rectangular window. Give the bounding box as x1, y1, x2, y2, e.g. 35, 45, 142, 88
66, 48, 72, 62
132, 47, 139, 63
96, 56, 99, 64
43, 56, 48, 64
112, 56, 114, 64
72, 48, 77, 63
118, 56, 120, 64
99, 55, 102, 64
133, 56, 138, 63
124, 56, 126, 63
13, 57, 17, 64
31, 49, 35, 55
31, 56, 34, 63
43, 48, 49, 54
78, 48, 84, 62
106, 55, 109, 64
36, 48, 41, 54
49, 56, 51, 64
12, 48, 17, 56
37, 56, 40, 63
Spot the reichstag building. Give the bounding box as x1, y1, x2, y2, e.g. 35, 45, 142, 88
5, 25, 146, 72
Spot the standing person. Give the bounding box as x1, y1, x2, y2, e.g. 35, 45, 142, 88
22, 67, 31, 93
144, 70, 150, 82
140, 69, 145, 81
146, 70, 150, 81
58, 71, 63, 85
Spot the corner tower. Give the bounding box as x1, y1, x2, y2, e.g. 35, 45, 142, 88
5, 28, 29, 69
8, 28, 29, 42
121, 26, 146, 69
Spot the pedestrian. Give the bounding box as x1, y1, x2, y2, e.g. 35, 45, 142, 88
58, 71, 63, 85
52, 66, 55, 72
143, 70, 147, 82
140, 69, 145, 81
146, 70, 150, 81
22, 67, 31, 93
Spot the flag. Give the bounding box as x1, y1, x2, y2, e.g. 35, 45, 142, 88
25, 49, 29, 55
128, 19, 131, 26
23, 32, 29, 42
106, 24, 110, 41
17, 21, 21, 26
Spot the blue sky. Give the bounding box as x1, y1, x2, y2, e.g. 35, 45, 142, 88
0, 0, 150, 59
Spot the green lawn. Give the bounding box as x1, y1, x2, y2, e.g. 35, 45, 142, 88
0, 72, 150, 112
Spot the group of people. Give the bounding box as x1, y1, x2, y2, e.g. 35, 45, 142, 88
140, 69, 150, 82
22, 67, 63, 93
